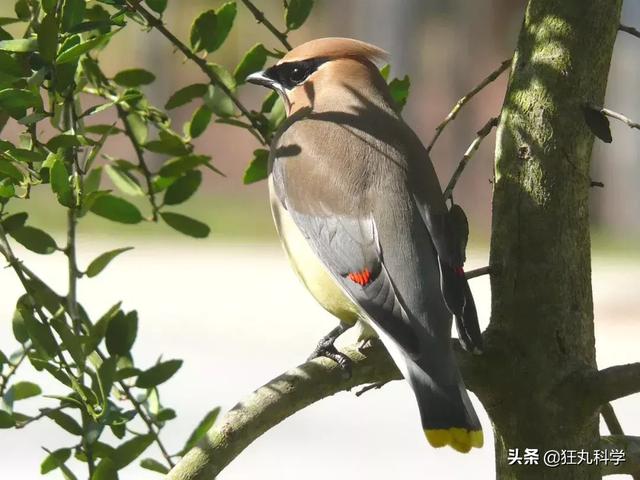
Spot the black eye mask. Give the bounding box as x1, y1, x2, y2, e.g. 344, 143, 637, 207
264, 58, 329, 90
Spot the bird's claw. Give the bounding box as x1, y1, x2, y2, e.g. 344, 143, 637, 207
308, 342, 353, 379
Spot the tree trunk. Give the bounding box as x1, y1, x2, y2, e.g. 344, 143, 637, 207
479, 0, 622, 478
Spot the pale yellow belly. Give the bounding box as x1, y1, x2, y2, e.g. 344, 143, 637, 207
269, 177, 361, 326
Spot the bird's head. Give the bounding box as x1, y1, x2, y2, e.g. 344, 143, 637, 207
247, 37, 389, 115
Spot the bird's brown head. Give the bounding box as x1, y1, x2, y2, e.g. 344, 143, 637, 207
247, 37, 389, 115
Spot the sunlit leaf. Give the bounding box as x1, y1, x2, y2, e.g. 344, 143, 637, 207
90, 194, 143, 224
86, 247, 133, 278
105, 164, 144, 197
188, 105, 212, 138
0, 38, 38, 53
243, 149, 269, 184
165, 83, 207, 110
9, 381, 41, 400
285, 0, 314, 30
234, 43, 268, 84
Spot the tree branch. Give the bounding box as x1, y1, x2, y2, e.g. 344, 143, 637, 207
124, 0, 267, 144
590, 363, 640, 404
167, 343, 402, 480
619, 23, 640, 40
587, 103, 640, 131
239, 0, 292, 50
426, 58, 511, 154
443, 117, 499, 201
601, 435, 640, 477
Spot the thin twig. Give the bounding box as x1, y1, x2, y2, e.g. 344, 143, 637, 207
590, 180, 605, 188
116, 105, 159, 221
443, 117, 499, 201
588, 103, 640, 131
15, 406, 66, 429
239, 0, 292, 50
620, 23, 640, 39
465, 265, 492, 280
124, 0, 266, 144
0, 347, 29, 397
355, 380, 390, 397
426, 58, 511, 154
602, 402, 624, 435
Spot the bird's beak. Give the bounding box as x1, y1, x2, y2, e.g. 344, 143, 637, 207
246, 70, 274, 88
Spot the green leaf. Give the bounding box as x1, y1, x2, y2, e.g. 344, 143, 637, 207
243, 149, 269, 184
23, 313, 58, 359
112, 434, 154, 469
12, 299, 30, 343
285, 0, 314, 30
204, 85, 234, 117
0, 38, 38, 53
42, 0, 58, 14
165, 83, 207, 110
0, 88, 42, 117
9, 381, 41, 400
114, 68, 156, 87
105, 164, 144, 196
14, 0, 30, 20
190, 10, 217, 53
144, 130, 189, 156
146, 0, 167, 14
0, 178, 15, 197
85, 303, 121, 354
188, 105, 212, 138
161, 212, 210, 238
86, 247, 133, 278
140, 458, 169, 474
106, 310, 137, 356
38, 14, 59, 62
50, 314, 85, 367
41, 448, 71, 474
49, 154, 74, 207
125, 113, 147, 145
388, 75, 410, 111
136, 359, 182, 389
190, 2, 236, 54
0, 51, 24, 78
0, 410, 15, 428
155, 408, 176, 422
379, 64, 390, 81
92, 458, 118, 480
47, 409, 82, 435
164, 170, 201, 205
234, 43, 268, 84
181, 407, 220, 455
56, 33, 113, 64
90, 194, 143, 224
61, 0, 86, 32
26, 277, 63, 314
9, 226, 57, 254
1, 212, 27, 233
158, 154, 209, 177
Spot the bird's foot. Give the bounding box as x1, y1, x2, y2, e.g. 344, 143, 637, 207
357, 335, 382, 353
307, 341, 352, 379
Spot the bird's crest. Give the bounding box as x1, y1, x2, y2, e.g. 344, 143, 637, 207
279, 37, 388, 65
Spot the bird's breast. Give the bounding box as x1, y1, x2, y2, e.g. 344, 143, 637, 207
268, 175, 361, 325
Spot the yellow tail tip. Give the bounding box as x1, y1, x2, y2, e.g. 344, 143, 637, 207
424, 428, 484, 453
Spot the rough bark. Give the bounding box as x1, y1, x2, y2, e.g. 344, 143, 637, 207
482, 1, 622, 479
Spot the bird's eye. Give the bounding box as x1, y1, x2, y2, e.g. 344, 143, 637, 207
288, 66, 309, 84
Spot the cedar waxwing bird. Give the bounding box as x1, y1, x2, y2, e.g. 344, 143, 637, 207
247, 37, 483, 453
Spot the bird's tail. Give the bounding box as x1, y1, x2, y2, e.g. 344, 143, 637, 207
404, 353, 483, 453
